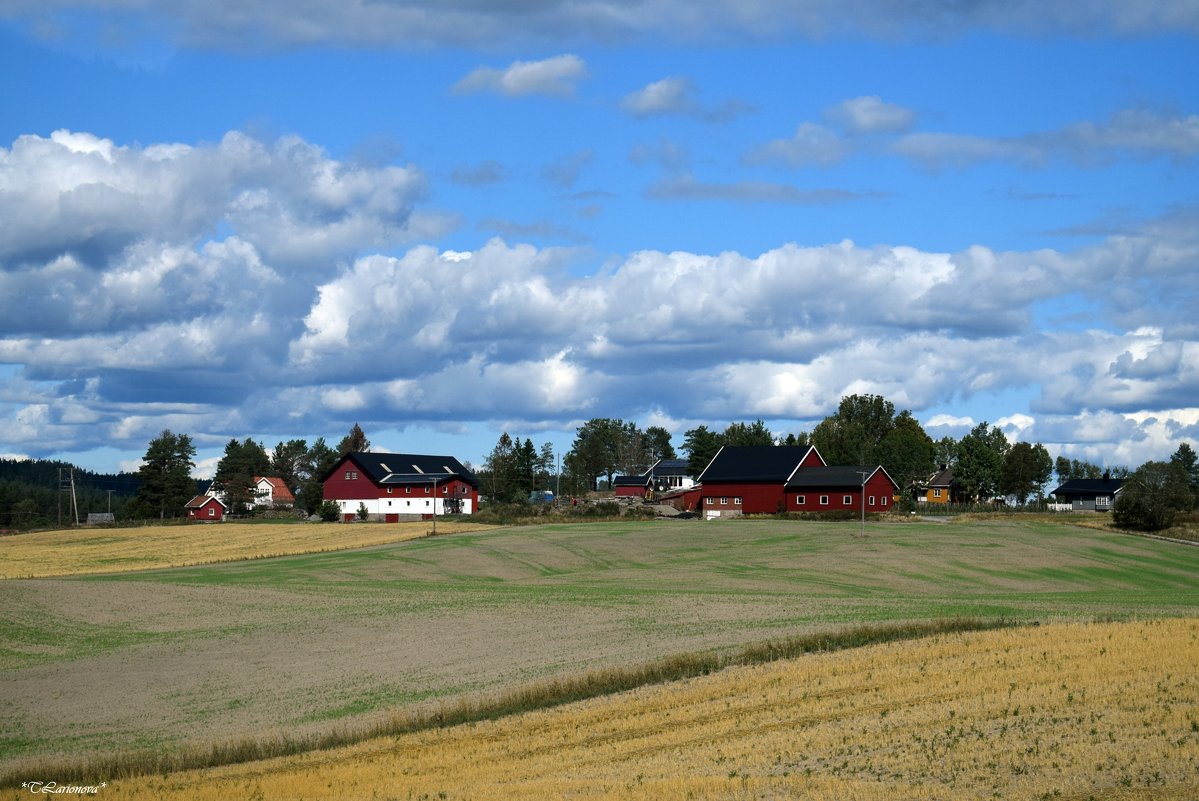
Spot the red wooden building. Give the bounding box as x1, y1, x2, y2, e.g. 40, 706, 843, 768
785, 465, 899, 512
697, 445, 826, 518
613, 474, 652, 498
321, 451, 479, 522
696, 445, 898, 519
185, 494, 228, 521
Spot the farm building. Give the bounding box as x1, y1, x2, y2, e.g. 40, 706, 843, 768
646, 458, 696, 491
185, 494, 228, 521
696, 445, 898, 519
613, 474, 652, 498
321, 451, 480, 521
1051, 475, 1125, 511
786, 465, 899, 513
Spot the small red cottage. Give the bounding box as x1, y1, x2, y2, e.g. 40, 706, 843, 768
613, 474, 652, 498
321, 451, 480, 522
185, 494, 228, 522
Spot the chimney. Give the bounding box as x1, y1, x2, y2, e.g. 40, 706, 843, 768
1103, 470, 1111, 481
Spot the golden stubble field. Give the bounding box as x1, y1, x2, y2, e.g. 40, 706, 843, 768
0, 520, 494, 578
76, 618, 1199, 801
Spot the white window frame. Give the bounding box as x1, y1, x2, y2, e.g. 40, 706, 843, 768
820, 495, 829, 505
734, 497, 742, 505
720, 497, 728, 505
843, 495, 852, 505
795, 495, 805, 505
868, 495, 875, 506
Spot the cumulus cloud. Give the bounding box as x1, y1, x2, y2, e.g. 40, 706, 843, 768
7, 1, 1197, 48
825, 95, 916, 134
3, 127, 1198, 468
452, 55, 586, 98
745, 123, 850, 167
621, 76, 752, 122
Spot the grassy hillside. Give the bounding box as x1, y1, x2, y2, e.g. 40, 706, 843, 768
36, 618, 1199, 801
2, 518, 1198, 777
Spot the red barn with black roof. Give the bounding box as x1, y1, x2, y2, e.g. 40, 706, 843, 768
322, 451, 480, 521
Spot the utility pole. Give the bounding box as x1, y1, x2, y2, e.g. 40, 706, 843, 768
857, 469, 868, 538
58, 467, 79, 527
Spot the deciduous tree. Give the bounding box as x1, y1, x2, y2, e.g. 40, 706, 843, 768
1001, 442, 1053, 504
1113, 460, 1192, 531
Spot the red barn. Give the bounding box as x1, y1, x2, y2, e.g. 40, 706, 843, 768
697, 445, 826, 518
785, 465, 899, 513
185, 494, 228, 521
321, 452, 480, 522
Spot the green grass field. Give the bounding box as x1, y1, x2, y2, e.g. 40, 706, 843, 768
2, 517, 1198, 776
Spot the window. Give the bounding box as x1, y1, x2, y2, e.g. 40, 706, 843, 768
869, 495, 875, 506
345, 470, 358, 480
720, 497, 728, 505
820, 495, 829, 505
933, 488, 942, 498
843, 495, 852, 505
406, 487, 411, 494
705, 497, 714, 504
795, 495, 805, 505
881, 496, 888, 506
425, 486, 430, 494
208, 507, 215, 517
1096, 496, 1111, 508
387, 488, 393, 494
734, 497, 742, 505
442, 486, 448, 494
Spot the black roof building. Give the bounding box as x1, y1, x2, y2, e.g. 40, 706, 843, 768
698, 446, 822, 483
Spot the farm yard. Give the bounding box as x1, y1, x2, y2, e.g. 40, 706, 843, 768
2, 516, 1199, 797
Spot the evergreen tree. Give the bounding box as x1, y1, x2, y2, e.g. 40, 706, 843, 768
270, 439, 309, 497
1169, 442, 1199, 506
131, 430, 197, 519
337, 423, 371, 456
644, 426, 676, 461
298, 437, 337, 515
213, 438, 271, 513
483, 432, 518, 503
682, 425, 722, 478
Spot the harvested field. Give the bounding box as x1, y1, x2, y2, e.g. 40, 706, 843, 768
2, 518, 1198, 779
48, 618, 1199, 801
0, 520, 492, 578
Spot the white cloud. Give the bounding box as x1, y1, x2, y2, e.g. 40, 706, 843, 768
825, 95, 916, 134
745, 122, 849, 167
621, 77, 751, 121
452, 55, 586, 98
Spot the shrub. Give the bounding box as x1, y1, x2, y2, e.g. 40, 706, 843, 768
1113, 461, 1191, 532
317, 500, 341, 522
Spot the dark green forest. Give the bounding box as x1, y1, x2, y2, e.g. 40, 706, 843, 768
0, 458, 147, 529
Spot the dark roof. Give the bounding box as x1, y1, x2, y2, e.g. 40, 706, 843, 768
325, 452, 479, 488
1051, 478, 1125, 497
613, 474, 652, 487
185, 494, 227, 509
698, 446, 820, 483
645, 458, 689, 477
786, 465, 898, 490
926, 466, 955, 487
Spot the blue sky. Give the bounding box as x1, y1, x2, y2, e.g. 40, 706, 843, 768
1, 1, 1197, 477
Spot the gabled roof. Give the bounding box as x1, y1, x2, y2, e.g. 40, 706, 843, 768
645, 458, 690, 477
324, 452, 479, 488
698, 446, 822, 483
185, 494, 227, 509
926, 466, 955, 488
786, 465, 899, 491
1051, 478, 1125, 497
254, 476, 295, 502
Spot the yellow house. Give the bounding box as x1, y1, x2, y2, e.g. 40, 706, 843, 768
923, 465, 955, 504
